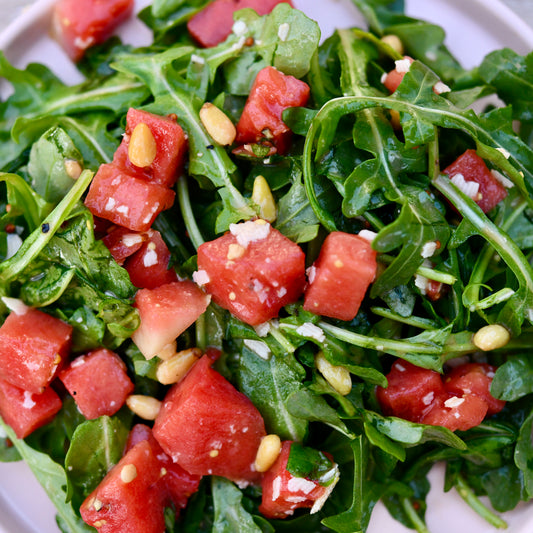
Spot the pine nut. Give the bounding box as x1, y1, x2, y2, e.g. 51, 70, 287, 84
128, 122, 157, 168
126, 395, 162, 420
156, 347, 202, 385
254, 434, 282, 473
381, 34, 404, 55
199, 103, 236, 146
64, 159, 83, 179
473, 324, 510, 351
120, 463, 137, 483
156, 341, 178, 361
251, 175, 277, 223
315, 352, 352, 396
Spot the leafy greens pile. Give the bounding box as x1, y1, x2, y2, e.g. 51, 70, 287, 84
1, 0, 533, 532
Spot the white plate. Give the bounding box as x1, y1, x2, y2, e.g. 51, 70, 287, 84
1, 1, 533, 532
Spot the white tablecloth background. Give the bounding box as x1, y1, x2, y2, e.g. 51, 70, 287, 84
1, 0, 533, 35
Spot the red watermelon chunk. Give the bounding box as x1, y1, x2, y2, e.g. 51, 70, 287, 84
102, 227, 147, 266
235, 67, 310, 155
124, 229, 178, 289
80, 440, 166, 533
113, 108, 188, 188
53, 0, 134, 62
0, 305, 72, 393
152, 354, 266, 484
0, 378, 62, 439
187, 0, 294, 48
59, 348, 134, 420
259, 441, 330, 519
131, 281, 211, 359
196, 220, 306, 326
303, 232, 377, 321
126, 424, 201, 512
382, 56, 414, 93
443, 149, 508, 213
84, 163, 175, 232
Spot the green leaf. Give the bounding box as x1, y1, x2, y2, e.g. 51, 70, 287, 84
211, 477, 263, 533
492, 354, 533, 401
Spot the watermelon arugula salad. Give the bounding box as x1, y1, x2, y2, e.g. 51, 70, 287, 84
1, 0, 533, 531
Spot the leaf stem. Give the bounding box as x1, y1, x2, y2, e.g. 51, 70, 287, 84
454, 473, 507, 529
401, 497, 430, 533
176, 175, 205, 250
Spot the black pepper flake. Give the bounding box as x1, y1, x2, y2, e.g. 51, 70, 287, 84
41, 223, 50, 233
206, 144, 215, 150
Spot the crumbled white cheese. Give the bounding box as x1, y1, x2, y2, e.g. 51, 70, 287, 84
1, 297, 29, 316
229, 220, 270, 248
243, 339, 271, 360
310, 466, 340, 514
193, 270, 210, 286
380, 72, 388, 85
6, 233, 22, 259
23, 391, 36, 409
190, 54, 205, 65
450, 173, 480, 199
143, 249, 159, 267
278, 23, 290, 42
395, 58, 412, 73
296, 322, 326, 343
105, 197, 116, 211
287, 477, 316, 494
122, 234, 144, 247
414, 274, 429, 295
306, 265, 317, 284
433, 81, 451, 94
422, 391, 435, 406
496, 147, 511, 159
421, 241, 438, 258
116, 205, 129, 215
277, 287, 287, 298
272, 476, 282, 501
254, 321, 271, 338
490, 169, 514, 189
232, 20, 248, 37
358, 229, 377, 243
71, 356, 86, 368
444, 396, 465, 409
395, 363, 406, 372
74, 35, 95, 50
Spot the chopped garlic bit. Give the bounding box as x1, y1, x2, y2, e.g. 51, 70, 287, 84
229, 220, 270, 248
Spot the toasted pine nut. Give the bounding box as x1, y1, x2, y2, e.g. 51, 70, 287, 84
128, 122, 157, 168
199, 103, 236, 146
381, 34, 404, 55
156, 341, 178, 361
120, 464, 137, 483
64, 159, 83, 179
156, 347, 202, 385
227, 243, 246, 260
126, 395, 162, 420
473, 324, 510, 351
252, 175, 277, 223
315, 352, 352, 396
389, 109, 401, 130
254, 434, 282, 473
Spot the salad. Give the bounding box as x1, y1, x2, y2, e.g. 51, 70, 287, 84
1, 0, 533, 532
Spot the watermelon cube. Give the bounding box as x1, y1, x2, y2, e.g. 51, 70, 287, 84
196, 220, 306, 325
84, 163, 175, 232
153, 355, 266, 484
113, 108, 188, 188
102, 226, 147, 266
131, 281, 211, 359
0, 306, 72, 393
59, 348, 134, 420
80, 440, 166, 533
0, 378, 62, 439
303, 232, 377, 321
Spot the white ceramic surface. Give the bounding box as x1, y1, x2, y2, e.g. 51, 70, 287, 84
1, 1, 533, 532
